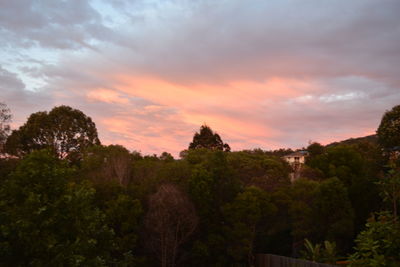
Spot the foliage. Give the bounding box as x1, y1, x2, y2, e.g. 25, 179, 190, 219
189, 125, 230, 151
378, 166, 400, 219
185, 150, 241, 265
301, 238, 322, 262
377, 105, 400, 149
289, 178, 354, 254
0, 150, 113, 266
313, 178, 354, 251
2, 105, 397, 266
104, 193, 143, 266
349, 212, 400, 267
307, 145, 381, 233
5, 105, 100, 162
301, 239, 338, 264
82, 145, 132, 185
222, 186, 277, 265
145, 184, 198, 267
227, 150, 291, 191
289, 179, 320, 245
306, 142, 325, 160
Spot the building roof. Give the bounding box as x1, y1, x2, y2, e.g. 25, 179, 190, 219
283, 151, 308, 158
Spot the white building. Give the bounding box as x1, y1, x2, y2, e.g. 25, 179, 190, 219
283, 151, 308, 165
282, 151, 309, 182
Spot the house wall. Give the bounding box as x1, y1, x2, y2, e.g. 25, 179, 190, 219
284, 156, 306, 164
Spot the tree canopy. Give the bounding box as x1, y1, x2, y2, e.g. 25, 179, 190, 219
1, 104, 399, 266
189, 125, 230, 151
0, 150, 113, 266
377, 105, 400, 149
5, 105, 100, 161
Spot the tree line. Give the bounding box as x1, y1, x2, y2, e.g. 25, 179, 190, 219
0, 103, 399, 266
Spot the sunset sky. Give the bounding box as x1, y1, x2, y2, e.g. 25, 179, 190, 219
1, 0, 400, 156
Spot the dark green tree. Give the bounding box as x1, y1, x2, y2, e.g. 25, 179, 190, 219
189, 125, 230, 151
5, 105, 100, 161
307, 145, 380, 233
104, 193, 143, 265
313, 178, 354, 251
222, 186, 277, 265
379, 166, 400, 220
306, 142, 325, 160
289, 179, 320, 253
0, 150, 113, 266
82, 145, 132, 185
186, 150, 240, 265
349, 212, 400, 267
226, 150, 291, 191
377, 105, 400, 149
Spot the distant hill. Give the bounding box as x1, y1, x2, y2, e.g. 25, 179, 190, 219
326, 134, 378, 148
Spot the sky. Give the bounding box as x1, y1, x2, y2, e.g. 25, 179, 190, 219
1, 0, 400, 156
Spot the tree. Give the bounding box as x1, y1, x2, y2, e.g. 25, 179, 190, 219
5, 105, 100, 161
0, 150, 113, 266
349, 212, 400, 267
159, 152, 174, 162
306, 142, 325, 161
289, 179, 320, 254
82, 145, 132, 186
313, 178, 354, 251
379, 166, 400, 220
377, 105, 400, 149
307, 145, 380, 233
104, 193, 143, 265
226, 151, 291, 191
144, 184, 198, 267
222, 186, 277, 266
0, 102, 12, 151
189, 125, 230, 151
301, 239, 338, 264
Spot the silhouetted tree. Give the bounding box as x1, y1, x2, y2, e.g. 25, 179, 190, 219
5, 105, 100, 161
377, 105, 400, 149
189, 125, 230, 151
306, 142, 325, 160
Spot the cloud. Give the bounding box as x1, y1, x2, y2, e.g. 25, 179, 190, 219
1, 0, 400, 156
0, 0, 113, 49
0, 65, 53, 126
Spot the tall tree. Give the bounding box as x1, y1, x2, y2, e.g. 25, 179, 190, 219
5, 105, 100, 161
223, 186, 277, 265
379, 166, 400, 220
0, 150, 113, 266
0, 102, 12, 151
189, 125, 230, 151
377, 105, 400, 149
145, 184, 198, 267
82, 145, 132, 185
313, 178, 354, 251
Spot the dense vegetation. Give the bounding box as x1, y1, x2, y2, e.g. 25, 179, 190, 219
0, 103, 399, 266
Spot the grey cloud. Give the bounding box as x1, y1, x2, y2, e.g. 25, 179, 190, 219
2, 0, 400, 154
0, 66, 53, 125
110, 0, 400, 88
0, 0, 114, 49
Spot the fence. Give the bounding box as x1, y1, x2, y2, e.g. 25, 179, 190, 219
255, 254, 338, 267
